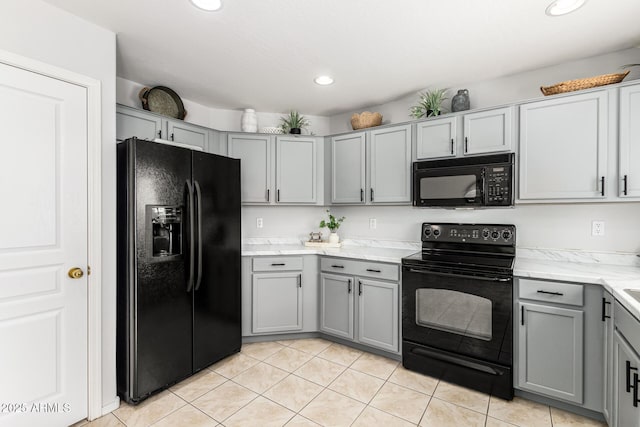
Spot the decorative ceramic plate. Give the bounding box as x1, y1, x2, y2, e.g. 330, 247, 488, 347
139, 86, 186, 119
260, 126, 283, 134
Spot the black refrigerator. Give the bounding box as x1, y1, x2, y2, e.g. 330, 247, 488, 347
116, 138, 241, 404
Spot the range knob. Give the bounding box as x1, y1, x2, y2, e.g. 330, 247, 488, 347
424, 227, 432, 238
482, 229, 490, 239
491, 231, 500, 240
433, 229, 441, 237
502, 230, 512, 241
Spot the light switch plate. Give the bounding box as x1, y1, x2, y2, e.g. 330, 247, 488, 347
256, 218, 263, 229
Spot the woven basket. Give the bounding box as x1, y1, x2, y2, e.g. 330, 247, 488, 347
540, 71, 629, 96
351, 112, 383, 130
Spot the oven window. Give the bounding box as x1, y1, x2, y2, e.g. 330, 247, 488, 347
420, 175, 477, 199
416, 289, 492, 341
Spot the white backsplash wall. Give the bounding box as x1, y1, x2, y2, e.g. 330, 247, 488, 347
242, 203, 640, 254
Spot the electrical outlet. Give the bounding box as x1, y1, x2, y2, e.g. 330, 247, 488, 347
369, 218, 377, 229
256, 218, 263, 229
591, 220, 605, 236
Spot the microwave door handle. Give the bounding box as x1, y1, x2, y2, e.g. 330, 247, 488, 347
481, 170, 486, 204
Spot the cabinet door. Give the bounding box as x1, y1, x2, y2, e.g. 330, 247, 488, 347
416, 117, 457, 159
519, 91, 609, 200
227, 134, 272, 204
613, 330, 640, 427
167, 119, 208, 150
252, 272, 302, 334
369, 125, 412, 203
331, 133, 366, 204
320, 273, 354, 339
603, 291, 615, 424
276, 136, 316, 203
116, 106, 162, 141
619, 84, 640, 198
463, 107, 512, 155
518, 302, 584, 404
357, 278, 398, 352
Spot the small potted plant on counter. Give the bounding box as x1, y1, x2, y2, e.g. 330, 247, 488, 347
280, 110, 310, 134
319, 209, 345, 244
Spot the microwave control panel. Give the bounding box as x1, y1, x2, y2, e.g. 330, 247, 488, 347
485, 165, 512, 205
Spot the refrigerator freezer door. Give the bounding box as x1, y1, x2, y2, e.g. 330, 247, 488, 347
192, 151, 242, 371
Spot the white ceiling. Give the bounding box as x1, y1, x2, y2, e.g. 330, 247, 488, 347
43, 0, 640, 116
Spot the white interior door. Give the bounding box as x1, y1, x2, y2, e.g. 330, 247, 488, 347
0, 61, 88, 426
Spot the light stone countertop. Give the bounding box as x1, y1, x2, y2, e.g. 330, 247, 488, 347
242, 239, 640, 320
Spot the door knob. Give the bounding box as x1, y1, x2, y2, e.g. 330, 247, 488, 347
68, 267, 84, 279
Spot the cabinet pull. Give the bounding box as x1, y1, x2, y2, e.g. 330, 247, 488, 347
623, 175, 628, 196
366, 268, 381, 273
360, 188, 364, 202
277, 189, 280, 202
171, 133, 175, 141
266, 189, 270, 202
626, 361, 638, 393
451, 138, 454, 155
536, 290, 564, 296
158, 130, 162, 138
633, 372, 639, 408
521, 305, 524, 325
298, 274, 302, 288
271, 263, 285, 266
331, 265, 344, 269
602, 298, 611, 322
370, 188, 374, 202
601, 176, 605, 196
347, 279, 352, 293
358, 280, 362, 295
465, 137, 468, 153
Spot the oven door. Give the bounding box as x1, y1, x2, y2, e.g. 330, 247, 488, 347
413, 166, 484, 207
402, 264, 512, 366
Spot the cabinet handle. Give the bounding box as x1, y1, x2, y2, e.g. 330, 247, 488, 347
271, 263, 285, 266
601, 176, 605, 197
347, 279, 352, 293
267, 189, 270, 202
536, 290, 564, 296
623, 175, 628, 196
521, 305, 524, 325
634, 372, 639, 408
331, 265, 344, 269
158, 130, 162, 138
627, 361, 638, 393
360, 188, 364, 202
465, 137, 468, 153
171, 133, 175, 141
358, 280, 362, 295
366, 268, 381, 273
451, 138, 454, 155
277, 189, 280, 202
298, 274, 302, 288
370, 188, 374, 202
602, 298, 611, 322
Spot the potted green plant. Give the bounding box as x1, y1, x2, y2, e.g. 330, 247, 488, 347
319, 209, 345, 244
279, 110, 310, 134
409, 88, 449, 118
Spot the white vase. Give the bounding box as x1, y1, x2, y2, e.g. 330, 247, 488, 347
328, 232, 339, 244
241, 108, 258, 132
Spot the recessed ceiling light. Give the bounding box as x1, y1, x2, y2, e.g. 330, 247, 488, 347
314, 76, 334, 86
190, 0, 222, 12
545, 0, 586, 16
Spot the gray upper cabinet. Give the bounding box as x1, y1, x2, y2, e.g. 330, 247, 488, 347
252, 272, 302, 334
228, 134, 272, 204
320, 273, 354, 340
166, 119, 208, 150
416, 117, 457, 159
518, 91, 609, 201
463, 107, 512, 155
619, 84, 640, 198
331, 132, 366, 204
368, 124, 412, 204
276, 136, 317, 203
518, 301, 584, 404
357, 278, 398, 353
116, 105, 162, 141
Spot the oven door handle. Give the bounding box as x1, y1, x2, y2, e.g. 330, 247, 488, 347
406, 268, 511, 282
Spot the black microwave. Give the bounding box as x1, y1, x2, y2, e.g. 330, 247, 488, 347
413, 153, 514, 208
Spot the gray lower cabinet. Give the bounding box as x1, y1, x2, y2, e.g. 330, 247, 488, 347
252, 272, 302, 333
603, 290, 615, 425
320, 258, 400, 353
515, 278, 603, 411
613, 300, 640, 427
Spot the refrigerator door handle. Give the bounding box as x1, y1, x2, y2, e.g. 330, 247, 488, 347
194, 180, 204, 291
186, 180, 195, 292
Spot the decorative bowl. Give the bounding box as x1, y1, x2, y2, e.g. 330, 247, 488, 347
351, 112, 383, 130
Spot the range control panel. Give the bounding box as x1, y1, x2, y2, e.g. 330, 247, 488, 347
422, 223, 516, 245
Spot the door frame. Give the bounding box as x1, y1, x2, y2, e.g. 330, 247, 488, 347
0, 49, 103, 420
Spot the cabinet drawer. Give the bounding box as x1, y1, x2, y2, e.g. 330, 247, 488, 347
320, 257, 399, 281
518, 278, 583, 306
615, 300, 640, 352
253, 256, 303, 272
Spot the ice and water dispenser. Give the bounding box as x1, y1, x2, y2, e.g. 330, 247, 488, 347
146, 206, 183, 260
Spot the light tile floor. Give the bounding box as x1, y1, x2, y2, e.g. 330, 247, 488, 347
75, 338, 606, 427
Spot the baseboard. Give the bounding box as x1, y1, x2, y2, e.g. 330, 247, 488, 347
101, 396, 121, 416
